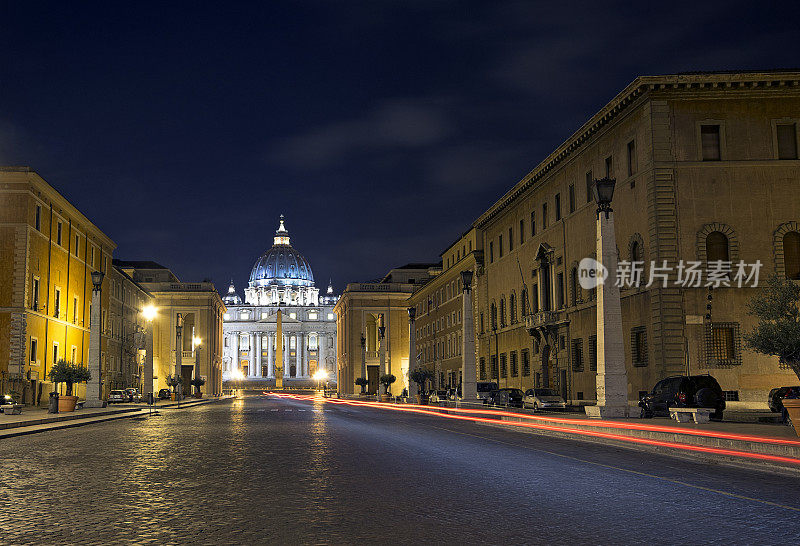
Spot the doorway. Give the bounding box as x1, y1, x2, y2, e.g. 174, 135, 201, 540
367, 365, 379, 394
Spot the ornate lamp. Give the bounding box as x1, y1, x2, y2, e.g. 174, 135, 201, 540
592, 177, 617, 218
91, 270, 104, 292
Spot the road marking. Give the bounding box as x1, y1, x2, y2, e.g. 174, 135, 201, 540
429, 425, 800, 513
270, 409, 279, 412
298, 409, 306, 412
284, 409, 292, 412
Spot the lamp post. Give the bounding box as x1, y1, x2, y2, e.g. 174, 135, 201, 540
586, 177, 629, 418
142, 305, 156, 399
85, 270, 105, 407
360, 333, 366, 394
378, 314, 386, 399
175, 313, 183, 401
460, 270, 478, 402
407, 306, 417, 400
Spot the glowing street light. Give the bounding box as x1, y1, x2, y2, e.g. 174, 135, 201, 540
142, 304, 157, 322
313, 369, 328, 390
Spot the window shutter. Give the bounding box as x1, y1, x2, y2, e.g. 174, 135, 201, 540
701, 125, 721, 160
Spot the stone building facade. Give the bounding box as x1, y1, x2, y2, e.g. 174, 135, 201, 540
335, 265, 438, 395
221, 217, 338, 385
0, 167, 116, 405
472, 71, 800, 408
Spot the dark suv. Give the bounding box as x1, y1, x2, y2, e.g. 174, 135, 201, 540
491, 388, 525, 408
639, 375, 725, 420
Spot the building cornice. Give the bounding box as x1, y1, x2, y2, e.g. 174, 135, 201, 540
474, 71, 800, 228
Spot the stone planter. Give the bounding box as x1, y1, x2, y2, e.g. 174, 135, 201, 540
58, 395, 78, 412
380, 394, 391, 403
783, 399, 800, 437
194, 392, 203, 399
415, 394, 429, 406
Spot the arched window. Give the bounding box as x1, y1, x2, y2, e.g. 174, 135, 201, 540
509, 293, 517, 324
500, 298, 506, 327
706, 231, 730, 262
630, 241, 643, 287
521, 289, 528, 317
490, 303, 497, 330
784, 232, 800, 279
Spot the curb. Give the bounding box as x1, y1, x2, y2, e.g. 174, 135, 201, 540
0, 407, 141, 430
0, 409, 147, 439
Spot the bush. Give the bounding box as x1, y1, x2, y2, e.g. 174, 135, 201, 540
48, 359, 91, 396
409, 368, 433, 393
354, 377, 369, 393
380, 374, 396, 395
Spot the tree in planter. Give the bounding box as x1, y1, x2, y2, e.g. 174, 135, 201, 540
354, 377, 369, 394
744, 275, 800, 381
166, 374, 183, 394
48, 359, 91, 397
380, 374, 396, 395
409, 368, 433, 396
190, 376, 206, 396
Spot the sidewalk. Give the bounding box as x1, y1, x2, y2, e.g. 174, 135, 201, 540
0, 396, 231, 439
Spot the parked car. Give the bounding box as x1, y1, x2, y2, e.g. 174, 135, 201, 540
478, 381, 499, 404
108, 390, 127, 403
639, 375, 725, 420
491, 388, 525, 408
523, 388, 567, 410
768, 386, 800, 413
125, 388, 141, 402
158, 388, 172, 400
429, 390, 450, 403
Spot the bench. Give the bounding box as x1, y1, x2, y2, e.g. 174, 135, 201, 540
669, 407, 714, 424
1, 403, 22, 415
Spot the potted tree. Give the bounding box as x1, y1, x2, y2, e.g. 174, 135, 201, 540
48, 359, 91, 412
354, 377, 369, 395
190, 376, 206, 398
410, 368, 433, 405
380, 374, 396, 402
744, 275, 800, 436
166, 374, 183, 401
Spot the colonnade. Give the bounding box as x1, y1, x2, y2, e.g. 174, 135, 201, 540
225, 331, 329, 378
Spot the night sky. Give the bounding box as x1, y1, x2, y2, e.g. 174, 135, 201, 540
2, 2, 799, 295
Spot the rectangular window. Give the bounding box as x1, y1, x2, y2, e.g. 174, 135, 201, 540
519, 219, 524, 245
542, 203, 548, 229
56, 221, 63, 246
777, 123, 798, 160
723, 390, 739, 402
508, 227, 513, 251
701, 125, 721, 161
500, 353, 507, 378
521, 349, 530, 376
30, 338, 38, 363
491, 355, 498, 380
489, 241, 494, 263
73, 296, 78, 323
556, 272, 564, 309
53, 342, 59, 366
479, 358, 486, 380
707, 322, 741, 366
605, 156, 613, 178
555, 193, 561, 221
568, 184, 575, 213
54, 288, 61, 318
571, 338, 584, 372
586, 170, 593, 203
498, 234, 504, 258
35, 205, 41, 231
589, 335, 597, 371
480, 312, 484, 334
74, 234, 79, 256
510, 351, 518, 377
71, 345, 77, 363
31, 276, 40, 311
91, 246, 95, 268
530, 211, 536, 236
631, 326, 648, 367
627, 140, 637, 176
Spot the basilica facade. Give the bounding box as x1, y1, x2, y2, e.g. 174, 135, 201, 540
221, 217, 338, 384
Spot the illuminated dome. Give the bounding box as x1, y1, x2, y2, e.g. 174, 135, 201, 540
249, 216, 315, 288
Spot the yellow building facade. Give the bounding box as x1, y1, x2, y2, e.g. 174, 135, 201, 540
0, 167, 115, 405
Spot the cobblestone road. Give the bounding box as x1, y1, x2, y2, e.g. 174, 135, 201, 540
3, 395, 800, 544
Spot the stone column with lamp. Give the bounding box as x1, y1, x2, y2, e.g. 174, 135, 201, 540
275, 309, 284, 389
461, 270, 478, 402
267, 333, 274, 377
254, 333, 261, 378
586, 177, 629, 418
360, 333, 367, 386
407, 307, 418, 400
378, 314, 386, 396
84, 270, 105, 407
142, 305, 156, 398
175, 313, 183, 400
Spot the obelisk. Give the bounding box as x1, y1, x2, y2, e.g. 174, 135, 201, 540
275, 308, 284, 389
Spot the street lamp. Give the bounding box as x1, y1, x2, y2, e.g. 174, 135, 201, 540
313, 369, 328, 390
193, 336, 202, 397
85, 270, 105, 407
586, 177, 628, 418
175, 313, 184, 401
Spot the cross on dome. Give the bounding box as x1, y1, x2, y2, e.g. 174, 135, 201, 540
274, 214, 290, 245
